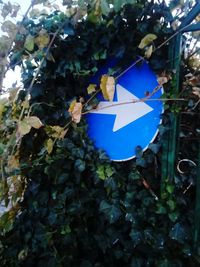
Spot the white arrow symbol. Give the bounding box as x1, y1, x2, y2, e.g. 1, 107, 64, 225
90, 84, 153, 132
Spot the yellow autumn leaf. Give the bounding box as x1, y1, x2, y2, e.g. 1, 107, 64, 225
45, 138, 54, 154
50, 126, 68, 139
35, 29, 50, 49
68, 100, 83, 123
106, 76, 115, 101
100, 75, 109, 100
138, 34, 157, 49
100, 75, 115, 101
24, 116, 43, 129
68, 99, 77, 113
71, 102, 83, 123
24, 34, 34, 51
145, 45, 153, 59
18, 116, 43, 136
87, 84, 97, 94
18, 120, 31, 136
157, 76, 168, 85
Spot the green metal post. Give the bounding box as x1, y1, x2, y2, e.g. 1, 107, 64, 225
161, 34, 181, 186
194, 142, 200, 254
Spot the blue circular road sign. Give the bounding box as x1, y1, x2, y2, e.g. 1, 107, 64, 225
86, 61, 163, 161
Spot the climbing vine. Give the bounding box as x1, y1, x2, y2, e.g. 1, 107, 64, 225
0, 0, 199, 266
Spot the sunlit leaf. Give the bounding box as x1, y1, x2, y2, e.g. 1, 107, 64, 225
24, 35, 34, 52
138, 34, 157, 49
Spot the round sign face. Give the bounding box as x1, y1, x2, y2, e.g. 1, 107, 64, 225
86, 61, 163, 161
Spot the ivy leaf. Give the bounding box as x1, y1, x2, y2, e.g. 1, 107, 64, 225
113, 0, 123, 12
0, 143, 5, 155
35, 29, 50, 49
100, 0, 110, 16
74, 159, 85, 172
99, 200, 121, 223
100, 75, 115, 101
45, 138, 54, 154
97, 165, 106, 180
130, 230, 143, 247
169, 222, 187, 244
138, 34, 157, 49
24, 35, 35, 52
87, 84, 97, 95
97, 165, 114, 180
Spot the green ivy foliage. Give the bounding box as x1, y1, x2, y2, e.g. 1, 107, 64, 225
0, 1, 199, 266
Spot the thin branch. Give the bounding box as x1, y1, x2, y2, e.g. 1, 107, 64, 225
115, 57, 145, 80
83, 89, 101, 108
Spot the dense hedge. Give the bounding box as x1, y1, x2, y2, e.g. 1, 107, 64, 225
0, 1, 199, 266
